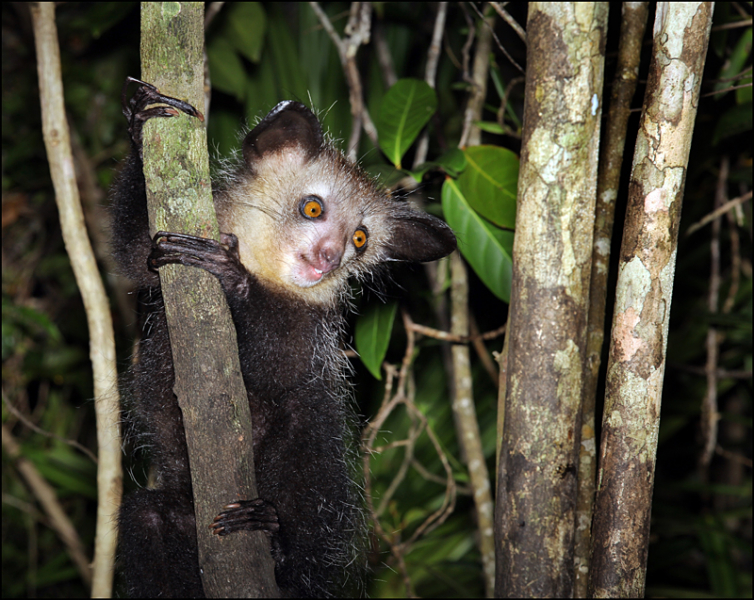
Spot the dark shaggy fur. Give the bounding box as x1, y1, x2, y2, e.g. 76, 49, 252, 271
112, 80, 455, 597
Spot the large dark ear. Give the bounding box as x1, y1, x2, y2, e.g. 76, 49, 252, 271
387, 210, 457, 263
243, 101, 324, 167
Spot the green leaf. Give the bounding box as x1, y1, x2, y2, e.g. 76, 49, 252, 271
698, 515, 739, 597
266, 6, 308, 101
355, 301, 398, 379
475, 121, 506, 134
407, 149, 468, 182
206, 37, 247, 101
713, 101, 752, 145
435, 148, 467, 176
225, 2, 266, 64
714, 27, 752, 102
376, 79, 437, 169
456, 145, 518, 229
442, 178, 513, 302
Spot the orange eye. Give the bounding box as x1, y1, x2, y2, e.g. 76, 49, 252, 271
301, 198, 323, 218
353, 229, 368, 249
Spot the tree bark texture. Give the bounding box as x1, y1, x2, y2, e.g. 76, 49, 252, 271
589, 4, 714, 597
31, 3, 121, 595
450, 253, 495, 597
574, 4, 649, 597
495, 4, 607, 597
140, 3, 278, 597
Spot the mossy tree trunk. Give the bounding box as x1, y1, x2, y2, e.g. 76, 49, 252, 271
495, 4, 608, 597
589, 4, 714, 597
140, 2, 278, 596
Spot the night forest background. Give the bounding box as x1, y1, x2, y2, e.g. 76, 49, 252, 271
2, 2, 751, 597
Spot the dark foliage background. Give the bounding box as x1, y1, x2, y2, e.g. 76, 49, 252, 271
2, 3, 750, 597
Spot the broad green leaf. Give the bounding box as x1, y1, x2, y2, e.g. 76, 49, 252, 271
376, 79, 437, 169
714, 27, 752, 102
442, 179, 513, 302
226, 2, 266, 64
206, 37, 247, 101
266, 8, 308, 101
355, 301, 398, 379
456, 145, 518, 229
713, 101, 752, 145
407, 149, 467, 182
435, 148, 467, 176
243, 5, 309, 121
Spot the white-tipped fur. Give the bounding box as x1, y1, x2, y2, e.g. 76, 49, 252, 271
214, 142, 397, 307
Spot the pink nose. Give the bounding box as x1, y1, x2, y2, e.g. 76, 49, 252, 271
309, 243, 343, 274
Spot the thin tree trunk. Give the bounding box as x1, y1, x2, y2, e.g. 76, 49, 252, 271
589, 4, 714, 597
575, 4, 649, 597
140, 3, 278, 596
31, 3, 120, 595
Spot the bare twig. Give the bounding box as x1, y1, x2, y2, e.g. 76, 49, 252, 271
700, 157, 730, 470
701, 82, 752, 97
460, 9, 495, 147
204, 2, 225, 29
2, 394, 98, 464
686, 191, 752, 235
424, 2, 447, 86
309, 2, 378, 159
470, 2, 524, 74
361, 310, 457, 598
404, 312, 506, 343
470, 316, 500, 388
706, 64, 752, 84
490, 2, 527, 43
412, 2, 448, 169
711, 18, 753, 31
722, 201, 742, 314
715, 444, 754, 468
373, 22, 397, 88
460, 4, 476, 87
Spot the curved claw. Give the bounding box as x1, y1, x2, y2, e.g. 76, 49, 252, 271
209, 498, 280, 537
148, 231, 251, 301
122, 76, 204, 121
121, 77, 205, 150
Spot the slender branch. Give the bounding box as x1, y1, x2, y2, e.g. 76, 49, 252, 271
459, 9, 495, 148
3, 425, 93, 588
425, 2, 447, 85
470, 2, 524, 74
2, 394, 98, 464
373, 22, 397, 88
700, 156, 729, 471
309, 2, 378, 159
412, 2, 448, 169
701, 82, 753, 97
490, 2, 527, 43
30, 4, 120, 595
404, 312, 506, 344
685, 191, 752, 235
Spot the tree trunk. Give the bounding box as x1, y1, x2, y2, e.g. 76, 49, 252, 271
495, 3, 607, 597
140, 3, 278, 597
589, 4, 714, 597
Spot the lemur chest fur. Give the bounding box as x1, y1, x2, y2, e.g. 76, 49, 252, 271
113, 80, 456, 598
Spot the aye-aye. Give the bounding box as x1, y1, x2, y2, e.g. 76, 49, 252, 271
112, 78, 456, 597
